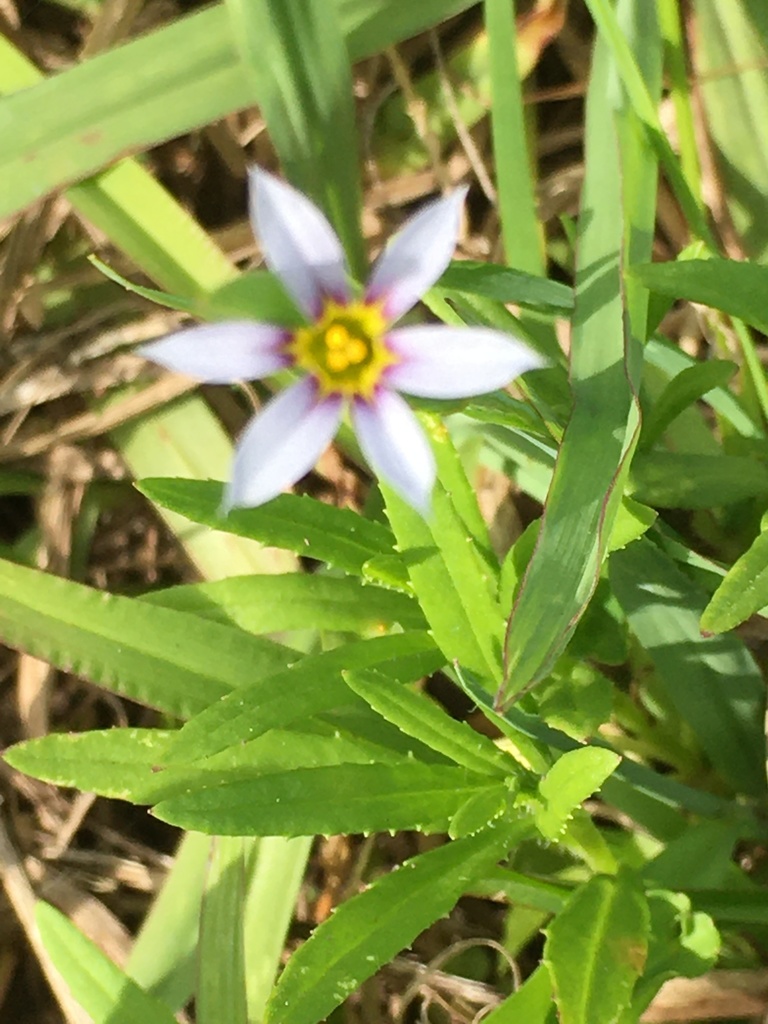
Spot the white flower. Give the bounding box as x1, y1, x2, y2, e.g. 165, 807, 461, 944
139, 169, 544, 514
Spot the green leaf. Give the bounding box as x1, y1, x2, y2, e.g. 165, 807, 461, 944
166, 632, 444, 763
5, 728, 174, 802
344, 668, 515, 777
198, 838, 248, 1024
4, 712, 425, 805
438, 262, 573, 312
485, 0, 544, 276
228, 0, 365, 276
0, 558, 293, 718
243, 836, 313, 1022
499, 2, 658, 703
139, 479, 397, 576
88, 256, 199, 312
202, 271, 305, 326
36, 902, 178, 1024
536, 662, 615, 741
0, 1, 477, 221
701, 529, 768, 633
448, 785, 510, 839
142, 573, 425, 634
630, 452, 768, 508
645, 335, 763, 440
481, 965, 556, 1024
265, 819, 532, 1024
127, 832, 212, 1011
382, 418, 505, 686
154, 763, 501, 837
608, 497, 658, 552
631, 258, 768, 334
544, 872, 650, 1024
626, 890, 719, 1022
610, 538, 767, 796
536, 748, 621, 841
694, 0, 768, 261
646, 890, 720, 979
640, 359, 738, 449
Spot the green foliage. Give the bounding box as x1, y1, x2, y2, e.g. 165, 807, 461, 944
544, 871, 650, 1024
265, 820, 532, 1024
2, 0, 768, 1021
139, 479, 398, 576
36, 903, 178, 1024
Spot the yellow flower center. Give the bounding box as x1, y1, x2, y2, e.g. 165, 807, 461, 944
288, 300, 396, 398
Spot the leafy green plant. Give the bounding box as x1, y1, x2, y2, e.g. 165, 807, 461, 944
2, 0, 768, 1022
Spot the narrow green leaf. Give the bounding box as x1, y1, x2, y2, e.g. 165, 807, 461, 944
344, 668, 516, 777
4, 728, 173, 802
141, 573, 425, 634
630, 451, 768, 508
265, 819, 532, 1024
244, 836, 313, 1023
610, 538, 766, 796
448, 785, 510, 839
198, 838, 248, 1024
228, 0, 364, 276
485, 0, 543, 274
500, 2, 658, 702
0, 558, 293, 718
701, 530, 768, 633
582, 0, 714, 245
1, 1, 477, 221
481, 964, 556, 1024
536, 748, 621, 841
4, 714, 423, 806
166, 632, 443, 764
128, 833, 212, 1011
631, 258, 768, 335
438, 261, 573, 312
544, 872, 650, 1024
154, 763, 499, 837
202, 271, 305, 326
36, 902, 178, 1024
382, 418, 505, 686
89, 256, 198, 312
646, 335, 763, 440
139, 479, 397, 577
694, 0, 768, 260
640, 360, 738, 449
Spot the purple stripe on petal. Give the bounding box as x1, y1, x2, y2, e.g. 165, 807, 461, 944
352, 390, 435, 515
249, 168, 351, 319
385, 325, 546, 399
223, 377, 343, 512
365, 187, 468, 323
138, 320, 290, 384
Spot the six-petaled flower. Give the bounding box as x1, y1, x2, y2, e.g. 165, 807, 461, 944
139, 168, 544, 514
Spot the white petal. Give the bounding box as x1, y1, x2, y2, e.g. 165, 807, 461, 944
249, 167, 351, 319
384, 325, 546, 398
138, 321, 289, 383
366, 187, 468, 322
352, 390, 435, 515
223, 378, 343, 512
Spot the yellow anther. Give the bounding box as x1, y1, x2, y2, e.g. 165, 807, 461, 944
287, 299, 396, 398
325, 324, 350, 349
345, 338, 368, 365
326, 349, 351, 372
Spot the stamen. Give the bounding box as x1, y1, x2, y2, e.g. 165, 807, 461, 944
288, 299, 396, 397
326, 325, 349, 350
345, 338, 368, 364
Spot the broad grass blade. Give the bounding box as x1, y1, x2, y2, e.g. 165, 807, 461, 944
499, 0, 659, 705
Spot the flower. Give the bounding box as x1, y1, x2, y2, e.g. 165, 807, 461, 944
139, 168, 544, 514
